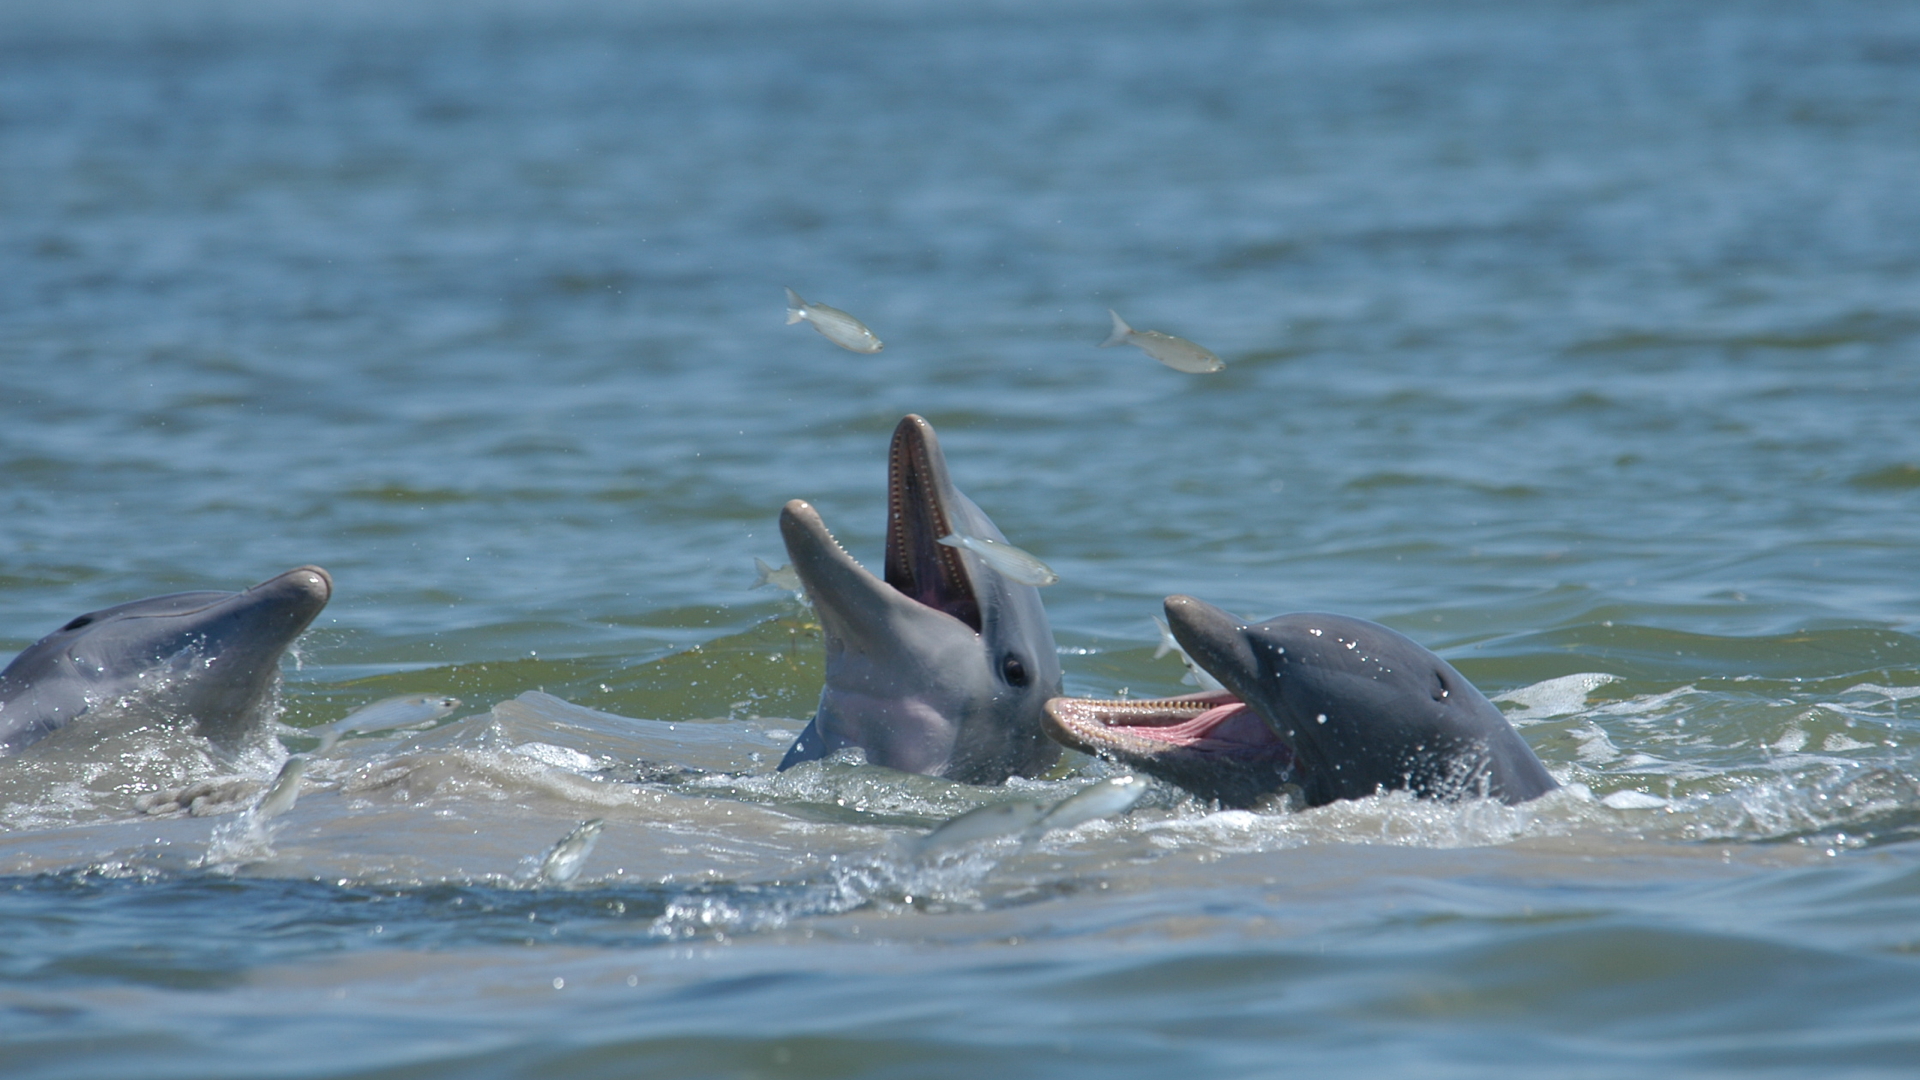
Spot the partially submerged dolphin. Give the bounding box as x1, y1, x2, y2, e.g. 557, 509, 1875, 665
777, 415, 1063, 784
1043, 595, 1557, 808
0, 566, 333, 757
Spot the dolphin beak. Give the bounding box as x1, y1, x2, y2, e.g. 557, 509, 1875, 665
883, 415, 981, 631
778, 415, 985, 637
780, 499, 909, 640
1161, 595, 1260, 698
1040, 596, 1285, 764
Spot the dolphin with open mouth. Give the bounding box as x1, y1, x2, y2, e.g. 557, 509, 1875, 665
1043, 594, 1557, 808
0, 566, 334, 757
776, 415, 1063, 784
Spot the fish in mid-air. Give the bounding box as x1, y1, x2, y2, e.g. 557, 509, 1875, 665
1099, 309, 1223, 373
751, 557, 803, 594
251, 756, 308, 822
315, 693, 461, 752
538, 818, 606, 886
936, 532, 1059, 587
785, 287, 884, 353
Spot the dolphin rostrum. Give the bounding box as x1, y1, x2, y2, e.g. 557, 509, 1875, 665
0, 566, 333, 757
777, 415, 1062, 784
1043, 595, 1557, 808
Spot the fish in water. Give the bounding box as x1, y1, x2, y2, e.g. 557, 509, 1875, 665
785, 287, 884, 353
0, 566, 333, 757
751, 557, 803, 594
1022, 774, 1148, 840
912, 774, 1149, 858
315, 693, 461, 752
1153, 615, 1226, 691
1043, 595, 1559, 809
776, 415, 1063, 784
251, 756, 308, 822
538, 818, 606, 886
1099, 309, 1224, 373
936, 533, 1058, 587
911, 799, 1052, 859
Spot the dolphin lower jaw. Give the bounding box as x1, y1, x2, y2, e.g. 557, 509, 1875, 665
1041, 692, 1296, 807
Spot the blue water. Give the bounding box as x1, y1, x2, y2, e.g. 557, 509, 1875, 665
3, 0, 1920, 1076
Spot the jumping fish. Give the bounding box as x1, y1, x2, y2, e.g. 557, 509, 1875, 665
538, 818, 606, 886
251, 756, 308, 822
751, 557, 803, 594
936, 532, 1059, 587
785, 287, 884, 353
1099, 309, 1223, 373
316, 693, 461, 752
1153, 615, 1227, 691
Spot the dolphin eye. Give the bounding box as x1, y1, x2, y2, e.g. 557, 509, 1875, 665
61, 615, 94, 632
1432, 672, 1450, 701
1001, 654, 1028, 687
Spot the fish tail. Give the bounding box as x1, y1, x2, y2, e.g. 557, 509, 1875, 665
784, 287, 808, 325
752, 556, 776, 588
1099, 308, 1132, 347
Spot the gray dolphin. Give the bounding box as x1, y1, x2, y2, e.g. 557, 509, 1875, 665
1043, 595, 1557, 808
776, 415, 1063, 784
0, 566, 333, 757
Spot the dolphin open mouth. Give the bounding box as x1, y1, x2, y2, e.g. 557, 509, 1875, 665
883, 415, 981, 631
1042, 690, 1289, 760
782, 415, 983, 636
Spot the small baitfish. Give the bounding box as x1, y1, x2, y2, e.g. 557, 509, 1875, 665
316, 693, 461, 752
252, 756, 308, 822
539, 818, 606, 886
785, 287, 884, 353
1153, 616, 1227, 691
912, 800, 1052, 859
751, 557, 802, 594
1099, 309, 1224, 373
1022, 775, 1148, 840
936, 532, 1059, 587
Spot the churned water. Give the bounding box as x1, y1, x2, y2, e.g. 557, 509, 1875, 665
3, 0, 1919, 1076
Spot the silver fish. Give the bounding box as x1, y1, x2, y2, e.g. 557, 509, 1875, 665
936, 532, 1059, 587
316, 693, 461, 752
1099, 309, 1223, 373
538, 818, 606, 886
912, 800, 1051, 859
751, 557, 803, 594
1023, 775, 1148, 840
785, 287, 884, 353
1153, 615, 1227, 691
252, 756, 307, 822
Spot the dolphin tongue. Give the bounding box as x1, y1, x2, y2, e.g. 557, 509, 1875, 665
1045, 692, 1285, 754
883, 415, 981, 632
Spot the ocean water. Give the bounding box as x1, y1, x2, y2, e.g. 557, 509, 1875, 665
3, 0, 1920, 1075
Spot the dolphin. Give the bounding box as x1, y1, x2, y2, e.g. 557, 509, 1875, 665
1043, 595, 1557, 808
0, 566, 333, 757
776, 415, 1062, 784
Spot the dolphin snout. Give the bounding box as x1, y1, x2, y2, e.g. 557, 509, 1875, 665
285, 566, 332, 602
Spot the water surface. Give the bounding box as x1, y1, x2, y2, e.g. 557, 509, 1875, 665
3, 0, 1919, 1076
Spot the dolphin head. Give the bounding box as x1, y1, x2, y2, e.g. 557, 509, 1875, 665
0, 566, 333, 756
1044, 594, 1556, 807
777, 415, 1062, 784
